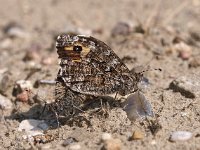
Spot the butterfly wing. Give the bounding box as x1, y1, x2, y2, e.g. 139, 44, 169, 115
56, 35, 135, 96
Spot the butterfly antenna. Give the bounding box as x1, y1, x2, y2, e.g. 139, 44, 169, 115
138, 68, 162, 74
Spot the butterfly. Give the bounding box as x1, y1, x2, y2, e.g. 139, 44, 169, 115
49, 34, 143, 117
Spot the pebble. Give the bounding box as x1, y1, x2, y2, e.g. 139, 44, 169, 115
169, 74, 200, 98
122, 91, 154, 121
166, 41, 192, 59
41, 57, 55, 65
178, 50, 191, 60
18, 119, 49, 131
0, 70, 10, 94
174, 42, 192, 60
15, 80, 33, 92
101, 133, 112, 141
25, 61, 42, 70
16, 90, 30, 103
4, 23, 30, 39
38, 80, 56, 85
130, 130, 144, 140
62, 137, 78, 147
151, 140, 157, 145
111, 22, 132, 37
102, 138, 121, 150
18, 119, 49, 140
169, 131, 192, 142
0, 94, 13, 110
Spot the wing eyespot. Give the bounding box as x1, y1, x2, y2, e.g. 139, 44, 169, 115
73, 45, 82, 52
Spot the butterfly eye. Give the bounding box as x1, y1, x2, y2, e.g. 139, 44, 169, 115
73, 45, 82, 52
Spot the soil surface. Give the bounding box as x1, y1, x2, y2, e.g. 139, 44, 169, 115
0, 0, 200, 149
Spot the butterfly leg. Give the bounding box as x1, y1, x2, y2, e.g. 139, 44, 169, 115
94, 97, 110, 118
39, 101, 47, 119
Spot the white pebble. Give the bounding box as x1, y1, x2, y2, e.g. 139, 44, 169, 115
101, 133, 112, 141
7, 26, 30, 39
18, 119, 49, 131
16, 80, 33, 91
151, 140, 157, 145
18, 119, 49, 140
170, 131, 192, 142
0, 94, 13, 110
181, 112, 188, 117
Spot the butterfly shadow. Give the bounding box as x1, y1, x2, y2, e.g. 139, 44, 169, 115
5, 103, 46, 122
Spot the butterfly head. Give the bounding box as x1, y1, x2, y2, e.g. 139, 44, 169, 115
56, 34, 91, 62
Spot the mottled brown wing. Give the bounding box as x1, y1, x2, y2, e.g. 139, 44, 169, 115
56, 35, 135, 96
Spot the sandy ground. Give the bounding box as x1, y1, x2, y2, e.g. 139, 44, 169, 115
0, 0, 200, 149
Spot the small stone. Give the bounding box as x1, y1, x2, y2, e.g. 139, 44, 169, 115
151, 140, 157, 145
18, 119, 49, 140
41, 57, 55, 65
178, 50, 191, 60
26, 61, 42, 70
13, 80, 33, 100
130, 130, 144, 140
15, 80, 33, 94
18, 119, 49, 131
38, 80, 56, 85
180, 112, 188, 117
62, 137, 78, 147
0, 94, 13, 110
101, 133, 112, 141
16, 90, 30, 103
0, 70, 10, 94
102, 138, 121, 150
174, 42, 192, 60
4, 22, 29, 39
69, 144, 81, 150
111, 22, 132, 37
169, 74, 200, 98
122, 91, 154, 121
169, 131, 192, 142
